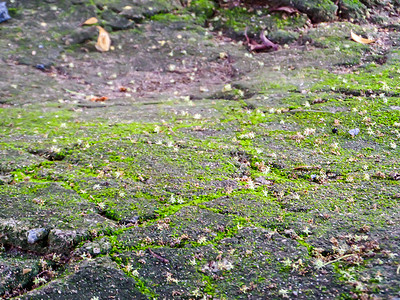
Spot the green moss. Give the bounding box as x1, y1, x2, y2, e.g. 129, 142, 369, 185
272, 14, 308, 31
151, 13, 192, 23
1, 0, 399, 298
7, 7, 21, 18
211, 6, 256, 33
187, 0, 216, 19
339, 0, 368, 20
111, 255, 159, 298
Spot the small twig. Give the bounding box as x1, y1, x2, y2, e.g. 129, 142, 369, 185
148, 249, 169, 264
294, 165, 321, 171
285, 109, 334, 114
321, 254, 355, 267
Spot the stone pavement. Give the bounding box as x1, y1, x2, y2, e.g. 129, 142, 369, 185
0, 0, 399, 299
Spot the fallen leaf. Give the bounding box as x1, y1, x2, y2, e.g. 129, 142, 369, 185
82, 17, 98, 26
269, 6, 299, 14
95, 26, 111, 52
351, 31, 375, 44
259, 30, 279, 51
244, 27, 278, 52
91, 96, 109, 102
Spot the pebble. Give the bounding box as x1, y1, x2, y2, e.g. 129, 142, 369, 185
27, 228, 49, 244
35, 64, 46, 71
348, 128, 360, 137
0, 2, 11, 23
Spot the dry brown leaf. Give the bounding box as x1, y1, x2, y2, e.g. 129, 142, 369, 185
350, 31, 375, 44
269, 6, 299, 14
244, 27, 278, 52
82, 17, 98, 26
91, 96, 109, 102
95, 26, 111, 52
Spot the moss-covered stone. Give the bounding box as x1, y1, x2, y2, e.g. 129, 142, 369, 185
267, 0, 338, 23
0, 183, 117, 254
338, 0, 368, 20
19, 257, 146, 299
269, 29, 299, 44
1, 0, 400, 298
0, 256, 41, 298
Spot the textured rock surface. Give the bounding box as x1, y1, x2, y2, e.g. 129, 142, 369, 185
0, 0, 400, 299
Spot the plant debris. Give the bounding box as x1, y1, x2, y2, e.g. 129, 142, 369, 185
269, 6, 299, 15
350, 31, 375, 44
90, 96, 109, 102
244, 27, 278, 52
148, 249, 169, 264
81, 17, 98, 26
95, 26, 111, 52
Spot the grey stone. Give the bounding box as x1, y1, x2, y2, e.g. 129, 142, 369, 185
27, 228, 49, 244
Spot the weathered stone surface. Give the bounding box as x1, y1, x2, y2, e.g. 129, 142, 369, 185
0, 148, 45, 173
117, 206, 236, 247
0, 183, 117, 254
266, 0, 338, 22
0, 0, 400, 298
19, 257, 146, 300
0, 256, 41, 298
339, 0, 368, 20
115, 227, 348, 298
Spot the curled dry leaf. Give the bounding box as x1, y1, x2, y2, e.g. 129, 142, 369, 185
244, 27, 278, 52
350, 31, 375, 44
269, 6, 299, 14
95, 26, 111, 52
259, 31, 279, 51
82, 17, 98, 26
